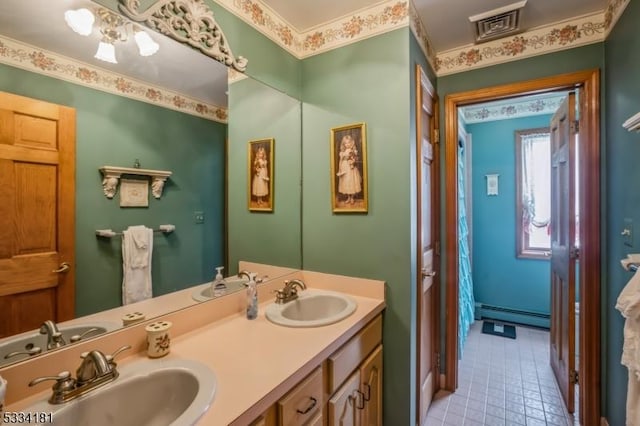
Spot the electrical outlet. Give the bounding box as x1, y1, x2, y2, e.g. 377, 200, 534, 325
623, 218, 633, 247
194, 211, 205, 224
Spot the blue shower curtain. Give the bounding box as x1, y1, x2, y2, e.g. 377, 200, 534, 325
458, 143, 475, 358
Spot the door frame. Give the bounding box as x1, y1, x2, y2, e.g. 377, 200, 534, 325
415, 63, 440, 424
443, 69, 600, 425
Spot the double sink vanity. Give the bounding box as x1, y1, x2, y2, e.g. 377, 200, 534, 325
1, 263, 385, 425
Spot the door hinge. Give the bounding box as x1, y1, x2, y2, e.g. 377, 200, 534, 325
433, 129, 440, 144
436, 353, 441, 371
571, 120, 580, 133
435, 241, 441, 257
570, 246, 580, 259
570, 369, 579, 384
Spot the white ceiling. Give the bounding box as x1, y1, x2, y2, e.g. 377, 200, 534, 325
262, 0, 607, 52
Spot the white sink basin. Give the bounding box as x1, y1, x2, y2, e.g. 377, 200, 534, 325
0, 322, 119, 366
191, 278, 248, 302
24, 359, 216, 426
265, 290, 357, 327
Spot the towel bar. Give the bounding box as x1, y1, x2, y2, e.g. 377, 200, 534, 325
95, 224, 175, 238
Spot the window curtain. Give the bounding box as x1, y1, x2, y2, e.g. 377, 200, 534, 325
458, 142, 475, 358
521, 132, 551, 234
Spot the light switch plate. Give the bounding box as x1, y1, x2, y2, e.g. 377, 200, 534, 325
194, 211, 205, 224
624, 218, 633, 247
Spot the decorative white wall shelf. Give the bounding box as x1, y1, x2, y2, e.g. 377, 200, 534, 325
99, 166, 172, 199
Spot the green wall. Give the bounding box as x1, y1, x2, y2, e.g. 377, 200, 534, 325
468, 115, 553, 328
227, 77, 302, 273
0, 63, 226, 316
604, 1, 640, 424
301, 28, 414, 425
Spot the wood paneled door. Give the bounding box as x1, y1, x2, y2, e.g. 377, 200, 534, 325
549, 92, 577, 413
0, 91, 76, 338
416, 64, 439, 426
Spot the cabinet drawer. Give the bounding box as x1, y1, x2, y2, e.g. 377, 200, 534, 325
278, 366, 323, 426
328, 315, 382, 394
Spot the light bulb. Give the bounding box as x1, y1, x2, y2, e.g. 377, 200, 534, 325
64, 8, 95, 36
134, 31, 160, 57
94, 41, 117, 64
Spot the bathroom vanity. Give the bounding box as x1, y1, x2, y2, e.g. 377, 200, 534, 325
1, 268, 385, 426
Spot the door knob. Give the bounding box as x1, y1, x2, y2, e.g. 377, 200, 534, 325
53, 262, 70, 273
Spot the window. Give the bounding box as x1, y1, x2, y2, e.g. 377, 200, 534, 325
516, 128, 551, 259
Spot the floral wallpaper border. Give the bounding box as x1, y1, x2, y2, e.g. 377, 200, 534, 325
215, 0, 410, 58
215, 0, 630, 76
435, 12, 607, 76
0, 35, 228, 123
461, 93, 567, 124
605, 0, 630, 35
408, 1, 437, 70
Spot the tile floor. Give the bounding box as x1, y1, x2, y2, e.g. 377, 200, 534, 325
425, 321, 578, 426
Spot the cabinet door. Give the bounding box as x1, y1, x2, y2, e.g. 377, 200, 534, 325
328, 370, 361, 426
249, 405, 277, 426
360, 345, 382, 426
278, 367, 323, 426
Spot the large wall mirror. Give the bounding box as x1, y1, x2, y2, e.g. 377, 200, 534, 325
0, 0, 302, 368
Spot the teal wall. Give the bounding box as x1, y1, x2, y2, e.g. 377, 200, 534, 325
605, 1, 640, 424
227, 77, 302, 273
0, 63, 226, 316
468, 115, 552, 328
301, 28, 414, 426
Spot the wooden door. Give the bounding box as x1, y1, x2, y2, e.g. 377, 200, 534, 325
360, 345, 382, 425
0, 91, 75, 338
328, 370, 361, 426
549, 92, 576, 413
416, 65, 439, 426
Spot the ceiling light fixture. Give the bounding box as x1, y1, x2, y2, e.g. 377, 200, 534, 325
64, 8, 95, 36
64, 7, 160, 64
94, 40, 117, 64
134, 30, 160, 57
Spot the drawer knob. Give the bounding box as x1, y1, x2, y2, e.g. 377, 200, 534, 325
296, 396, 317, 415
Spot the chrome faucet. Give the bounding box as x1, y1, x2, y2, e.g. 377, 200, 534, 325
39, 320, 66, 350
28, 345, 131, 404
274, 279, 306, 304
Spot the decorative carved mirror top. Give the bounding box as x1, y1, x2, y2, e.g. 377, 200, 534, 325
118, 0, 248, 72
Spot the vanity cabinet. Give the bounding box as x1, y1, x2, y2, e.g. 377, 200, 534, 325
248, 315, 382, 426
278, 366, 323, 425
327, 316, 383, 426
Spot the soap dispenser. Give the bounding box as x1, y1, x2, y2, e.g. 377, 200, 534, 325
212, 266, 227, 298
246, 272, 258, 320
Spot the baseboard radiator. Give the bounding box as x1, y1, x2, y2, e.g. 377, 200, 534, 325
476, 303, 550, 328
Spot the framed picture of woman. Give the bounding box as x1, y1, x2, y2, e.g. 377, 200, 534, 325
330, 123, 368, 213
247, 138, 274, 212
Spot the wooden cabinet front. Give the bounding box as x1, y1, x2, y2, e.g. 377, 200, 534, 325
278, 366, 323, 426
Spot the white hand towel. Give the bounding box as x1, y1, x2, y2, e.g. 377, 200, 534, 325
616, 268, 640, 426
122, 225, 153, 305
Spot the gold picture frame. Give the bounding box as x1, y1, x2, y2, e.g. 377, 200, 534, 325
330, 122, 368, 213
247, 138, 274, 212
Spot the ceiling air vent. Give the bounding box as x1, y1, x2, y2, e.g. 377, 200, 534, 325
469, 0, 527, 44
